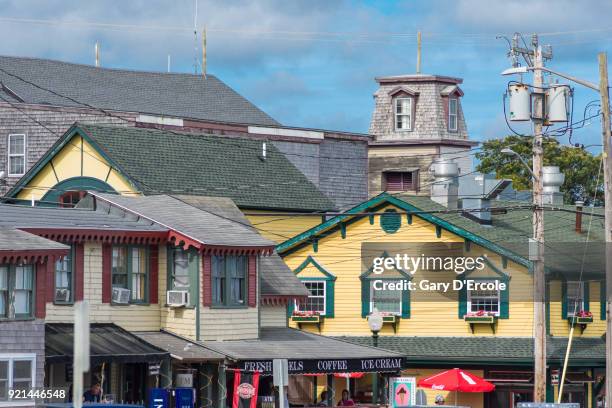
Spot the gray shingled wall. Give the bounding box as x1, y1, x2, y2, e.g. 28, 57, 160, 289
272, 140, 320, 186
369, 81, 468, 141
319, 138, 368, 209
0, 320, 45, 389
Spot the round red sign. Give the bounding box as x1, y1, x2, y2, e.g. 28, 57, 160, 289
237, 383, 256, 399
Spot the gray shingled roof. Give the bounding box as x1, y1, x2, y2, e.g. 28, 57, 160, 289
0, 55, 278, 126
135, 331, 225, 361
260, 253, 310, 297
204, 327, 402, 361
0, 203, 165, 232
336, 336, 605, 365
91, 193, 274, 248
0, 228, 68, 252
65, 123, 334, 211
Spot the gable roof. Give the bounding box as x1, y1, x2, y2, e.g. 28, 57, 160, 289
7, 123, 336, 212
0, 55, 278, 126
277, 193, 605, 275
90, 192, 275, 249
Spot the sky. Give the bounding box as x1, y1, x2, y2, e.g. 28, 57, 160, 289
1, 0, 611, 151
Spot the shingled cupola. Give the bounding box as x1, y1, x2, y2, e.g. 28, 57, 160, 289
368, 74, 478, 197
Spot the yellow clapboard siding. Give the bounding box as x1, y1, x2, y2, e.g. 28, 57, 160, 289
282, 203, 604, 338
246, 211, 322, 244
17, 133, 138, 201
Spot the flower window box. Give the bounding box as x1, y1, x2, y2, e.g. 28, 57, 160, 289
291, 312, 323, 332
381, 313, 400, 333
464, 312, 498, 334
568, 311, 593, 333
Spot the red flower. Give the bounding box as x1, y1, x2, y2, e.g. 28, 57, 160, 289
576, 310, 593, 318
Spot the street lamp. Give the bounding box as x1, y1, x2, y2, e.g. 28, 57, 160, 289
501, 147, 537, 180
368, 309, 383, 405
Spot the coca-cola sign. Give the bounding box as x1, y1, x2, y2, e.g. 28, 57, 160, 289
237, 382, 256, 399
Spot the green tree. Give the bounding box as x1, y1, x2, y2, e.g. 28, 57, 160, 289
475, 135, 602, 204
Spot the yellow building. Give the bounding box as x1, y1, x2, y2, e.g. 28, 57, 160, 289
277, 193, 605, 407
5, 122, 334, 242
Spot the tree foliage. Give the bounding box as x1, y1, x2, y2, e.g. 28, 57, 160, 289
475, 135, 602, 204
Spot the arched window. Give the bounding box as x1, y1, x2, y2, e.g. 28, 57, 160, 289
59, 191, 86, 208
41, 177, 117, 206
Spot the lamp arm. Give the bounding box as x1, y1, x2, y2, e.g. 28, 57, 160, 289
528, 66, 599, 91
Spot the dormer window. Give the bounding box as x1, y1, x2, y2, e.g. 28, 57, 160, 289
448, 98, 458, 132
395, 97, 413, 131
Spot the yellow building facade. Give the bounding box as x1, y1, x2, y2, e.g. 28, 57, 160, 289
277, 193, 605, 407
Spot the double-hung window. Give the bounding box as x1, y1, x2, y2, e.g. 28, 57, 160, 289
0, 265, 34, 319
169, 247, 197, 307
8, 134, 26, 176
212, 255, 247, 307
370, 280, 402, 315
395, 97, 413, 131
297, 281, 326, 315
566, 281, 585, 317
448, 98, 458, 131
54, 246, 73, 303
468, 285, 500, 316
0, 355, 36, 405
111, 245, 148, 303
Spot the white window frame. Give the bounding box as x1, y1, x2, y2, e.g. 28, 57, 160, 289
394, 97, 413, 131
369, 279, 402, 316
448, 98, 458, 132
467, 285, 500, 316
0, 353, 36, 407
7, 134, 26, 177
566, 281, 585, 317
296, 280, 326, 316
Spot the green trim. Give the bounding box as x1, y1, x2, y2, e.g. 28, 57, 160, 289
369, 214, 374, 225
502, 257, 508, 269
312, 238, 318, 253
325, 279, 335, 317
561, 280, 590, 319
435, 225, 442, 238
40, 176, 117, 205
293, 256, 336, 279
340, 223, 346, 239
6, 125, 140, 198
276, 193, 529, 269
459, 258, 510, 319
601, 280, 606, 320
584, 281, 590, 312
0, 263, 35, 319
53, 244, 75, 305
406, 213, 412, 225
211, 255, 248, 308
458, 281, 467, 319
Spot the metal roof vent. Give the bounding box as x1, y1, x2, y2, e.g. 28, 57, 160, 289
542, 166, 565, 205
430, 158, 459, 209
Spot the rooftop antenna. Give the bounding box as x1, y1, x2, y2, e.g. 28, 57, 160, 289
193, 0, 199, 74
202, 27, 207, 78
167, 54, 171, 72
416, 31, 422, 74
95, 41, 100, 67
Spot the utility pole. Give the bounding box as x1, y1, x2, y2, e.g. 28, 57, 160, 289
600, 52, 612, 408
531, 35, 547, 403
506, 33, 552, 402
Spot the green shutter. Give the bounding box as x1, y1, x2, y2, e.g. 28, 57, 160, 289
458, 281, 467, 318
325, 280, 335, 317
602, 281, 606, 320
584, 281, 590, 312
287, 298, 295, 317
561, 281, 568, 319
401, 289, 410, 318
499, 279, 509, 319
361, 279, 370, 318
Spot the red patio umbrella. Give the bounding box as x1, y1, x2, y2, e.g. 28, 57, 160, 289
418, 368, 494, 405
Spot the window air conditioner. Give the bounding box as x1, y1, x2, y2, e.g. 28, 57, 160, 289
167, 290, 189, 307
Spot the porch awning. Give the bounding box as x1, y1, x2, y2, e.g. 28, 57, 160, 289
134, 330, 225, 362
203, 327, 404, 375
46, 323, 170, 364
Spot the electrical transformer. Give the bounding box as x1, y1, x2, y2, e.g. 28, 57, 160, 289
546, 85, 570, 122
508, 83, 531, 121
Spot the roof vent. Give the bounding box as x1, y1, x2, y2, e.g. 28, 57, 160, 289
542, 166, 565, 205
430, 158, 459, 209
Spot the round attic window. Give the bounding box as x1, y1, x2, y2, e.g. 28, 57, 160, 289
380, 209, 401, 234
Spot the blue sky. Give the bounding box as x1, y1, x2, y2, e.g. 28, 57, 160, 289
1, 0, 611, 151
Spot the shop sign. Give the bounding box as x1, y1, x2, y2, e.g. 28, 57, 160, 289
149, 362, 161, 376
240, 356, 403, 374
175, 373, 193, 387
551, 369, 559, 385
389, 377, 416, 407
